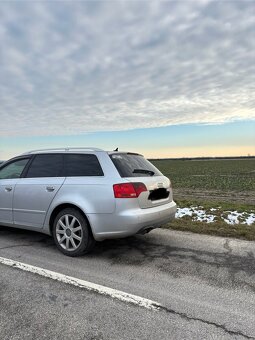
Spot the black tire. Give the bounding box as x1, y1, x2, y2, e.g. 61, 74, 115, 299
53, 208, 95, 257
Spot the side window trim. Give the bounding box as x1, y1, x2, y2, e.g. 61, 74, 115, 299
20, 156, 34, 178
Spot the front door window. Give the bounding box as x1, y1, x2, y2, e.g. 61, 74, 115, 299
0, 159, 29, 179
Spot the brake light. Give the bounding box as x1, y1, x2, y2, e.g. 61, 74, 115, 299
113, 182, 147, 198
133, 182, 147, 197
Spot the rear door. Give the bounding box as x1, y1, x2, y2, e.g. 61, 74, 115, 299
109, 153, 173, 208
13, 154, 65, 228
0, 158, 30, 224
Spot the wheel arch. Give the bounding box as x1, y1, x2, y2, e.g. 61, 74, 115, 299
49, 203, 93, 237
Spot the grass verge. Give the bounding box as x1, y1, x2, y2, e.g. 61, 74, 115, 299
163, 199, 255, 241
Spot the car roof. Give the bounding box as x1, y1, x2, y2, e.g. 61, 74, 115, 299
0, 149, 144, 167
21, 148, 142, 156
21, 147, 105, 155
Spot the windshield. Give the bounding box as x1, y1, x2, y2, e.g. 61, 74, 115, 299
109, 153, 162, 177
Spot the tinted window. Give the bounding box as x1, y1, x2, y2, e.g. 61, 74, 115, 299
0, 158, 29, 179
26, 154, 63, 178
65, 154, 104, 177
110, 153, 161, 177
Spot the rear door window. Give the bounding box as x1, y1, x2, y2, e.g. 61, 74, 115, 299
110, 153, 162, 177
64, 154, 104, 177
26, 154, 63, 178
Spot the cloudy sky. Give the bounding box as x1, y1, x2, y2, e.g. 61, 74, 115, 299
0, 0, 254, 159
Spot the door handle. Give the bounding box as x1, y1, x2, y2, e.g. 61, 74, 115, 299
46, 186, 55, 192
5, 186, 12, 192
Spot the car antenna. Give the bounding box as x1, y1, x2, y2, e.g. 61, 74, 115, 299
114, 147, 119, 151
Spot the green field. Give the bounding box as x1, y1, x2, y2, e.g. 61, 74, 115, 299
151, 158, 255, 240
151, 158, 255, 192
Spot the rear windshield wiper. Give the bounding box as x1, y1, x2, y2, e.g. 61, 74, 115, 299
132, 169, 155, 176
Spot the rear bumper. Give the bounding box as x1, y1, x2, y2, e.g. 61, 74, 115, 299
88, 200, 177, 241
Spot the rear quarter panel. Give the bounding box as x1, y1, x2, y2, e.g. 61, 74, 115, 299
43, 177, 116, 233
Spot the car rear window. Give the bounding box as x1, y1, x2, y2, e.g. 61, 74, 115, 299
64, 154, 104, 177
109, 153, 161, 177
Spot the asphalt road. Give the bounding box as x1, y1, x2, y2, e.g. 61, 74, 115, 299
0, 226, 255, 340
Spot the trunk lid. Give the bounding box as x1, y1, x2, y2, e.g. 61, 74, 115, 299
126, 175, 172, 208
109, 152, 173, 209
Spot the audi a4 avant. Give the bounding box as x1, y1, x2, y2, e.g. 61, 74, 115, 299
0, 148, 177, 256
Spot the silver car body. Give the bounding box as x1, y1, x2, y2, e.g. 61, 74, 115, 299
0, 148, 177, 241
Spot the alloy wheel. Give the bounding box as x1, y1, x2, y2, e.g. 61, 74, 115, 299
56, 214, 83, 251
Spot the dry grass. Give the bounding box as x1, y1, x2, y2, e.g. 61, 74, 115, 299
163, 199, 255, 241
165, 218, 255, 241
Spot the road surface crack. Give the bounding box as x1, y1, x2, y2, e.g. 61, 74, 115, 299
155, 304, 254, 339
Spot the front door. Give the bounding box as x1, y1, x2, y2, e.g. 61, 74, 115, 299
0, 179, 17, 224
0, 158, 30, 225
13, 154, 65, 228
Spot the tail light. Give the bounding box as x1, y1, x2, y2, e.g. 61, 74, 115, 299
113, 182, 147, 198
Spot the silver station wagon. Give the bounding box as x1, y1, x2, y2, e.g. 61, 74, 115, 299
0, 148, 177, 256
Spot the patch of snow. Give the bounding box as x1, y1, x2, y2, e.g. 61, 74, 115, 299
197, 214, 215, 223
176, 206, 255, 225
175, 207, 193, 218
193, 209, 215, 223
176, 207, 215, 223
246, 213, 255, 225
223, 211, 241, 225
222, 211, 255, 226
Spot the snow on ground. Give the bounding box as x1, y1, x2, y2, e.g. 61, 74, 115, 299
176, 207, 216, 223
175, 207, 193, 218
176, 207, 255, 225
222, 211, 255, 225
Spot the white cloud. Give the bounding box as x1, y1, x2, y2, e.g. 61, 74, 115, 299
0, 0, 254, 136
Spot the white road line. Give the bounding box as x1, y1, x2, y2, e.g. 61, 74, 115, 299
0, 256, 161, 311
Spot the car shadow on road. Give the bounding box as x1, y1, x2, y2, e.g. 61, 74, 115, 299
1, 226, 255, 292
0, 226, 55, 248
93, 234, 255, 293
